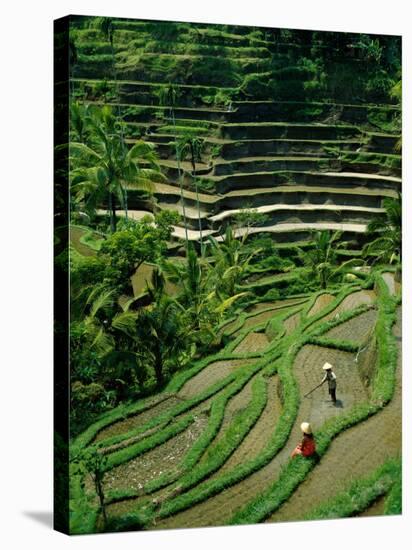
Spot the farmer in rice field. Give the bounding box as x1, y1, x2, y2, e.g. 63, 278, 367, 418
321, 362, 337, 404
291, 422, 316, 458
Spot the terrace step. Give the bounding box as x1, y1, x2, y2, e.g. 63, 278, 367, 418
210, 170, 401, 194
209, 203, 384, 223
145, 182, 397, 211
212, 156, 333, 176
221, 123, 363, 141
218, 139, 364, 159
230, 100, 400, 129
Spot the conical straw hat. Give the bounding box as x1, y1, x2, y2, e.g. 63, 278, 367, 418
322, 362, 333, 370
300, 422, 312, 434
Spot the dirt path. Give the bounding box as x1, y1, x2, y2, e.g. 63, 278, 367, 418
266, 308, 401, 523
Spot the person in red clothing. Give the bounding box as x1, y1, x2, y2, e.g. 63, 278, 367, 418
291, 422, 316, 458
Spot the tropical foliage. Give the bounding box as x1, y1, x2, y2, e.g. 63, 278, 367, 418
70, 105, 166, 232
298, 230, 363, 290
363, 194, 402, 265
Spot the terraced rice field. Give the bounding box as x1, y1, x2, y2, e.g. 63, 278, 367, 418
70, 273, 401, 532
67, 19, 401, 534
71, 17, 401, 247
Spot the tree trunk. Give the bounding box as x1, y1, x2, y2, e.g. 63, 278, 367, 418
111, 33, 129, 222
154, 349, 164, 389
108, 191, 117, 233
171, 109, 189, 249
95, 477, 108, 530
190, 143, 203, 255
320, 268, 327, 289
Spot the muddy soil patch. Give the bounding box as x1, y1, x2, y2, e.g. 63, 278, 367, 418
242, 310, 278, 331
284, 311, 301, 335
218, 376, 281, 475
198, 376, 255, 464
307, 293, 334, 317
318, 290, 376, 326
287, 345, 368, 437
325, 309, 378, 343
178, 359, 254, 400
94, 396, 181, 444
234, 332, 269, 353
246, 297, 306, 315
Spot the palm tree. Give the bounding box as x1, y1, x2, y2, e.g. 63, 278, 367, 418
299, 230, 363, 290
177, 134, 205, 253
162, 243, 246, 347
70, 105, 165, 232
161, 244, 212, 335
95, 17, 130, 219
363, 194, 402, 265
157, 84, 189, 247
77, 287, 139, 358
136, 269, 190, 388
70, 101, 89, 143
208, 226, 262, 297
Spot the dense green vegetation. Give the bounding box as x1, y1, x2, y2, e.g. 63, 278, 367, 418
61, 15, 402, 535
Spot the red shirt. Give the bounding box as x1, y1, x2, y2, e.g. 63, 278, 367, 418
301, 435, 316, 457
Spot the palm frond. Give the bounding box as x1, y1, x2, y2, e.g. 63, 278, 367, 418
70, 142, 101, 161
111, 311, 138, 337
214, 292, 249, 314
88, 289, 116, 318
90, 327, 115, 356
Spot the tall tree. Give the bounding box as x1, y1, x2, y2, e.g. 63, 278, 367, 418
70, 105, 165, 232
95, 17, 131, 218
82, 449, 109, 531
136, 269, 190, 388
177, 134, 205, 253
161, 243, 212, 337
157, 84, 189, 247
